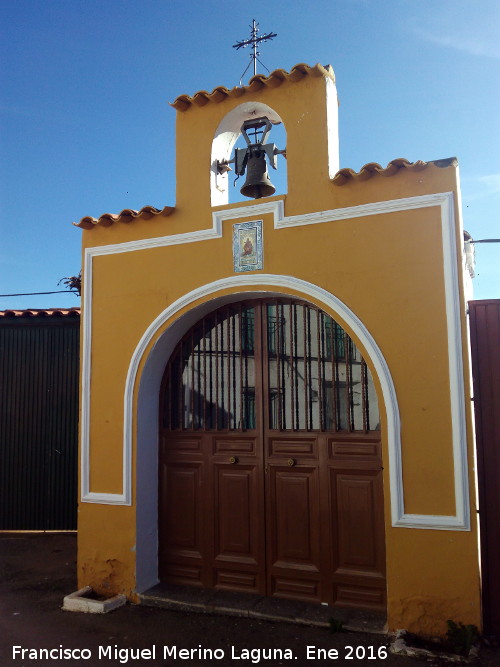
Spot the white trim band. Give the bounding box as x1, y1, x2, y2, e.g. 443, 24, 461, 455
80, 192, 470, 531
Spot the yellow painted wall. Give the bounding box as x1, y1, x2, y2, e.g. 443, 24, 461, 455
77, 65, 480, 636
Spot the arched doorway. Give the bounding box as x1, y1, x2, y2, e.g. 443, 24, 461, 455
158, 298, 386, 609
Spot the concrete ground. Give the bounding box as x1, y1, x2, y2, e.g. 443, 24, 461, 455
0, 533, 498, 666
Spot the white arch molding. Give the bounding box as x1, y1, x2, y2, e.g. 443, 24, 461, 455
120, 274, 468, 592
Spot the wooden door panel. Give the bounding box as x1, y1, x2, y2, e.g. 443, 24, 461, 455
267, 465, 322, 602
160, 463, 203, 554
214, 437, 258, 455
158, 461, 205, 585
329, 438, 380, 460
215, 569, 262, 591
333, 471, 383, 572
161, 435, 204, 455
271, 469, 320, 564
272, 576, 322, 601
266, 435, 322, 601
333, 582, 386, 609
267, 436, 318, 459
330, 467, 386, 609
214, 465, 261, 564
212, 435, 265, 593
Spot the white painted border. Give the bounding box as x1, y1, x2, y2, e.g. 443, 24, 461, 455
80, 192, 470, 531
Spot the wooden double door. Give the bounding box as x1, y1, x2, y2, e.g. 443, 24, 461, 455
159, 300, 386, 609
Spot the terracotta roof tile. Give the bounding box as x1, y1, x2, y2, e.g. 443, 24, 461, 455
74, 157, 457, 230
0, 308, 80, 318
170, 63, 334, 111
332, 157, 458, 185
74, 205, 175, 230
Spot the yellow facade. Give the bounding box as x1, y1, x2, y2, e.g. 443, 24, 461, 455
76, 64, 480, 636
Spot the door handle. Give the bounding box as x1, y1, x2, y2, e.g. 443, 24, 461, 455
229, 456, 239, 464
287, 458, 296, 467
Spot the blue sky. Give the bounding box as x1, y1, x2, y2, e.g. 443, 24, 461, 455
1, 0, 499, 310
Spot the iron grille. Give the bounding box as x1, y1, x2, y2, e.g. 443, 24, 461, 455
160, 300, 379, 433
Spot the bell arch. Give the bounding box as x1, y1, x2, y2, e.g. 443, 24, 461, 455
210, 102, 285, 207
132, 276, 399, 593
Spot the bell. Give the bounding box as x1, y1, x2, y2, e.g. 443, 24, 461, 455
240, 152, 276, 199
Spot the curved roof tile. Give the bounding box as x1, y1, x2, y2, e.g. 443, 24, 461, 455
0, 308, 80, 318
171, 63, 335, 111
74, 205, 175, 230
332, 157, 458, 185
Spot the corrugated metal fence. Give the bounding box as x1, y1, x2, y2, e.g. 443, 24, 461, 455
469, 299, 500, 636
0, 309, 79, 530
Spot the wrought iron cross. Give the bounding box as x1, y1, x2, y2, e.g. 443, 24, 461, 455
233, 19, 277, 84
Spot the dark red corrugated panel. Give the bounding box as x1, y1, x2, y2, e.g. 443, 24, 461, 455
469, 299, 500, 636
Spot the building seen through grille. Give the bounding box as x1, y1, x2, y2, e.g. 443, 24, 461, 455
161, 300, 379, 433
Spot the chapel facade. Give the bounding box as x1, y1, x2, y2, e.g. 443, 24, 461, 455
76, 63, 480, 635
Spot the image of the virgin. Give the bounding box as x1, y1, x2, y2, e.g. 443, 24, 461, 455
242, 236, 253, 256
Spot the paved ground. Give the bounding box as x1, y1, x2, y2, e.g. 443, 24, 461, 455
0, 533, 498, 666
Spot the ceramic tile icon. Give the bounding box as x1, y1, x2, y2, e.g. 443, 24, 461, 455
233, 220, 263, 272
